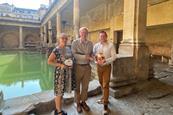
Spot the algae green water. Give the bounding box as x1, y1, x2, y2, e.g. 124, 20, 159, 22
0, 51, 54, 100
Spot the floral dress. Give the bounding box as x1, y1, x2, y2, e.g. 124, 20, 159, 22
52, 46, 75, 96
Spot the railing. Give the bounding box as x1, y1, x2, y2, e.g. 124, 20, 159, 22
24, 42, 42, 51
0, 12, 40, 21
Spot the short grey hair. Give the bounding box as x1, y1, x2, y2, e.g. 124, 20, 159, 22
55, 33, 68, 45
79, 27, 88, 32
59, 33, 68, 39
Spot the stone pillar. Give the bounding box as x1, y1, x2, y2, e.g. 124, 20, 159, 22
19, 26, 23, 49
121, 0, 149, 80
169, 42, 173, 66
132, 0, 149, 80
49, 0, 52, 6
73, 0, 80, 39
119, 0, 147, 55
48, 20, 53, 47
110, 0, 149, 98
40, 26, 44, 46
43, 25, 47, 47
56, 11, 61, 40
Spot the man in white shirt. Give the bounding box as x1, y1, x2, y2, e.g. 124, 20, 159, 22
93, 31, 116, 114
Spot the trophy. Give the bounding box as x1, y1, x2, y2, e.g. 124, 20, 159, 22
64, 58, 73, 67
95, 53, 105, 62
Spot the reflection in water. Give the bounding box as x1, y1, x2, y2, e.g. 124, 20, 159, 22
0, 51, 54, 100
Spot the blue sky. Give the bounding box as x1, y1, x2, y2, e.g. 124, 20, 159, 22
0, 0, 49, 9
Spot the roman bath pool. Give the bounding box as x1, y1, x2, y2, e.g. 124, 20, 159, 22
0, 51, 54, 100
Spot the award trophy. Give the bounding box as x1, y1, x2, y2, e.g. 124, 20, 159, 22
95, 53, 105, 62
64, 58, 73, 67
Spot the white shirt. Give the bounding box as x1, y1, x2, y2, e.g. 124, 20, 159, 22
93, 41, 116, 65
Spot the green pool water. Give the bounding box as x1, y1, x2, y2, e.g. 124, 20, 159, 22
0, 51, 54, 100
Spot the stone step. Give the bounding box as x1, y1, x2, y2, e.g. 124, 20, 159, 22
110, 79, 137, 88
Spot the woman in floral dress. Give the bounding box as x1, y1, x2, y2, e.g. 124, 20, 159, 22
48, 33, 74, 115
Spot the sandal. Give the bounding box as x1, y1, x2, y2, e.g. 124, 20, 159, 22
80, 101, 90, 111
103, 109, 109, 115
55, 110, 67, 115
102, 107, 110, 115
96, 98, 109, 104
77, 103, 83, 113
96, 99, 104, 104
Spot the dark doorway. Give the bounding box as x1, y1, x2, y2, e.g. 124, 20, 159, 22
114, 30, 123, 54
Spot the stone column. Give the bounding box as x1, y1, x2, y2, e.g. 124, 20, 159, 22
56, 11, 61, 40
40, 26, 44, 46
73, 0, 80, 39
19, 26, 23, 49
110, 0, 149, 98
132, 0, 149, 80
48, 20, 52, 47
121, 0, 149, 80
169, 42, 173, 66
43, 25, 47, 47
119, 0, 148, 55
49, 0, 52, 5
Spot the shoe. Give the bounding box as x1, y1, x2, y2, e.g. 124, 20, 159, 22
77, 103, 82, 113
54, 110, 58, 115
103, 109, 108, 115
102, 108, 110, 115
97, 98, 109, 104
96, 99, 104, 104
62, 111, 67, 115
80, 101, 90, 111
61, 110, 67, 115
54, 110, 67, 115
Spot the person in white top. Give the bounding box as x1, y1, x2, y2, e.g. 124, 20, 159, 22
93, 31, 116, 115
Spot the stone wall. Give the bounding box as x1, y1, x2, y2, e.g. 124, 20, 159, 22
0, 26, 19, 49
78, 0, 173, 58
23, 27, 40, 43
79, 0, 124, 44
80, 2, 113, 43
146, 26, 173, 58
147, 0, 173, 26
110, 56, 135, 87
0, 25, 40, 49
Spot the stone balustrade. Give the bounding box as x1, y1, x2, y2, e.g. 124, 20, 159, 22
0, 12, 40, 21
110, 54, 137, 89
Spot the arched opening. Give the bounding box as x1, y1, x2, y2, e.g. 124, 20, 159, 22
2, 33, 18, 49
24, 34, 40, 49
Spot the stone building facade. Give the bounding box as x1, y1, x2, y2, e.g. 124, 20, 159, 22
0, 3, 47, 49
0, 3, 43, 21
